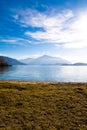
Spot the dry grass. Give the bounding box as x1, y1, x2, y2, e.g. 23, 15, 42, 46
0, 81, 87, 130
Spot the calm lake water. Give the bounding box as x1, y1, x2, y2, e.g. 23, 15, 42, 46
0, 65, 87, 82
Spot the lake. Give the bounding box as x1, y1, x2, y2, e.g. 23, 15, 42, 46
0, 65, 87, 82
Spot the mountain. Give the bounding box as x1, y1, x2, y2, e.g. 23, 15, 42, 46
21, 55, 70, 65
0, 56, 24, 66
73, 63, 87, 66
21, 58, 35, 64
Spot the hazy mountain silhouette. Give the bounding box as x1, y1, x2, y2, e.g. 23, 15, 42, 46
21, 55, 70, 65
73, 63, 87, 66
0, 56, 24, 66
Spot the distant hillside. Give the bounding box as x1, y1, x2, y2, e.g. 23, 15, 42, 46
73, 63, 87, 66
0, 56, 24, 66
21, 55, 70, 65
0, 57, 10, 66
21, 58, 35, 64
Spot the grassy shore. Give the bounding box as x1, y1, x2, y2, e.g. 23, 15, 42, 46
0, 81, 87, 130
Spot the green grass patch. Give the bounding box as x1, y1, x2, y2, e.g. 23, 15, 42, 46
0, 81, 87, 130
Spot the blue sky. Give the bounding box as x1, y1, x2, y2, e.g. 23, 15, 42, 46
0, 0, 87, 62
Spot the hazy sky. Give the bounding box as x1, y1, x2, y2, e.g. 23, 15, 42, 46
0, 0, 87, 62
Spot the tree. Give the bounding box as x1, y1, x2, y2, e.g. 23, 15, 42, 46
0, 57, 9, 66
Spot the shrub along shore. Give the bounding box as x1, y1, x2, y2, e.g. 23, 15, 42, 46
0, 80, 87, 130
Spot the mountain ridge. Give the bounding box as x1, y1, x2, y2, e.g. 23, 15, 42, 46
1, 55, 87, 66
0, 56, 24, 66
21, 55, 70, 65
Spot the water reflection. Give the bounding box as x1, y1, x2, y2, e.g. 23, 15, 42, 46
0, 66, 10, 74
0, 65, 87, 82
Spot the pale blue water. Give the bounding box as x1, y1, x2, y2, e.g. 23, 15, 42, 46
0, 65, 87, 82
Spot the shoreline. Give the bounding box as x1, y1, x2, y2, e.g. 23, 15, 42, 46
0, 80, 87, 85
